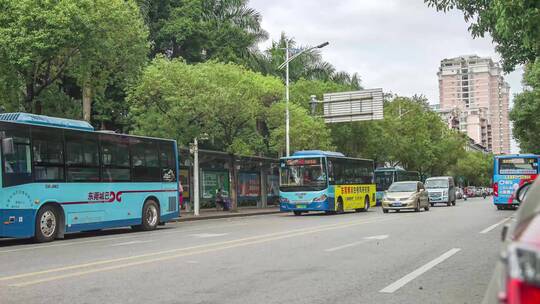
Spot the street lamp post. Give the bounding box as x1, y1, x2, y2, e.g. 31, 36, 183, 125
279, 41, 329, 156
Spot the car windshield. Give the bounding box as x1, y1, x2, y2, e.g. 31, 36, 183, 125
388, 182, 417, 192
279, 157, 327, 192
425, 179, 448, 188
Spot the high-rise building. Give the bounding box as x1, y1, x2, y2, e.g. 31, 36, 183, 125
438, 55, 511, 154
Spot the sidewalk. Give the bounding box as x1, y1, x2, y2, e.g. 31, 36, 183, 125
173, 206, 281, 222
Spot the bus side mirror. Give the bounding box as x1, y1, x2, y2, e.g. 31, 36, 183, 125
516, 183, 532, 203
2, 138, 14, 155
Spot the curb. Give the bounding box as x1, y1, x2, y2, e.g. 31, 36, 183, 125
171, 210, 281, 222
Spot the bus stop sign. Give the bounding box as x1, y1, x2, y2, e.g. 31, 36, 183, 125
322, 89, 384, 123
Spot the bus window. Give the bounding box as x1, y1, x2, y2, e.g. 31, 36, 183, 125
101, 134, 130, 182
66, 131, 100, 182
159, 142, 177, 182
32, 127, 64, 181
1, 126, 32, 187
130, 138, 161, 182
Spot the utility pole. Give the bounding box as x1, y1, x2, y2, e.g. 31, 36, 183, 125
193, 137, 200, 216
285, 39, 290, 157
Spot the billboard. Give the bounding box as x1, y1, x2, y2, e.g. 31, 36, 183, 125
322, 88, 384, 123
201, 169, 230, 199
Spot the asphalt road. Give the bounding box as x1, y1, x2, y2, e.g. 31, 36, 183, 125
0, 197, 512, 304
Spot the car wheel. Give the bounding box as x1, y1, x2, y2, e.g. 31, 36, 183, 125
414, 200, 421, 212
430, 203, 434, 207
293, 211, 302, 216
383, 208, 389, 213
34, 205, 60, 243
496, 205, 503, 210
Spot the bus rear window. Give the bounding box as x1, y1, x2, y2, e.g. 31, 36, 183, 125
498, 158, 538, 175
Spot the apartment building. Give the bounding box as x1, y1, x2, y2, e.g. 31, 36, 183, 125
438, 55, 511, 154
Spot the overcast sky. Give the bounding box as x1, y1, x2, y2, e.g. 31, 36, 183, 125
250, 0, 524, 105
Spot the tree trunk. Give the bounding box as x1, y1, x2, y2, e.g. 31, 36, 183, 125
34, 99, 42, 115
229, 154, 238, 211
25, 83, 35, 113
82, 83, 93, 122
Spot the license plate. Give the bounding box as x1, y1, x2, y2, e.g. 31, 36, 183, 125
392, 203, 402, 207
297, 205, 306, 208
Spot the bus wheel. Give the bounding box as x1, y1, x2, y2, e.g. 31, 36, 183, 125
35, 205, 59, 243
362, 196, 370, 212
337, 198, 344, 214
136, 200, 160, 231
293, 211, 302, 216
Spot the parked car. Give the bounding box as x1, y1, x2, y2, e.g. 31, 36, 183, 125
482, 179, 540, 304
456, 187, 464, 199
382, 181, 430, 213
425, 176, 457, 206
465, 186, 477, 197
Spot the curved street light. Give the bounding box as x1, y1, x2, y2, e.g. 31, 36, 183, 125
278, 40, 329, 156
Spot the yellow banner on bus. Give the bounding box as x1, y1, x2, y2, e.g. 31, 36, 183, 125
335, 184, 376, 211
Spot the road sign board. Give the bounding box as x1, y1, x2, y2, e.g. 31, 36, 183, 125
322, 89, 384, 123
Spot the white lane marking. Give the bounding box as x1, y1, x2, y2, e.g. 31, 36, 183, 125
480, 217, 512, 234
110, 240, 152, 247
379, 248, 461, 293
0, 223, 247, 254
364, 234, 389, 240
190, 233, 228, 238
325, 235, 389, 252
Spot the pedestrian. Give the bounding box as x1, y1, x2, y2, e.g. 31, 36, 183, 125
216, 188, 230, 211
178, 180, 184, 211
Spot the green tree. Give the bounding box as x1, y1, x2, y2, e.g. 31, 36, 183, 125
450, 151, 493, 187
72, 0, 149, 122
249, 33, 362, 88
0, 0, 148, 124
425, 0, 540, 72
0, 0, 93, 113
509, 59, 540, 153
128, 57, 283, 209
266, 101, 334, 155
137, 0, 267, 63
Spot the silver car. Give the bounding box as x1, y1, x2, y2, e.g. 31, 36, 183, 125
382, 181, 430, 213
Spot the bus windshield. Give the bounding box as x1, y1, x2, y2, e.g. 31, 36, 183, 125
280, 157, 327, 192
375, 171, 394, 191
498, 158, 538, 175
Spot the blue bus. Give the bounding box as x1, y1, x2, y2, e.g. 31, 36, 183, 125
374, 167, 420, 204
493, 154, 539, 210
279, 151, 376, 215
0, 113, 179, 242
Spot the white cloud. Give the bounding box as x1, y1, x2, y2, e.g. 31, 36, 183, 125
250, 0, 523, 104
